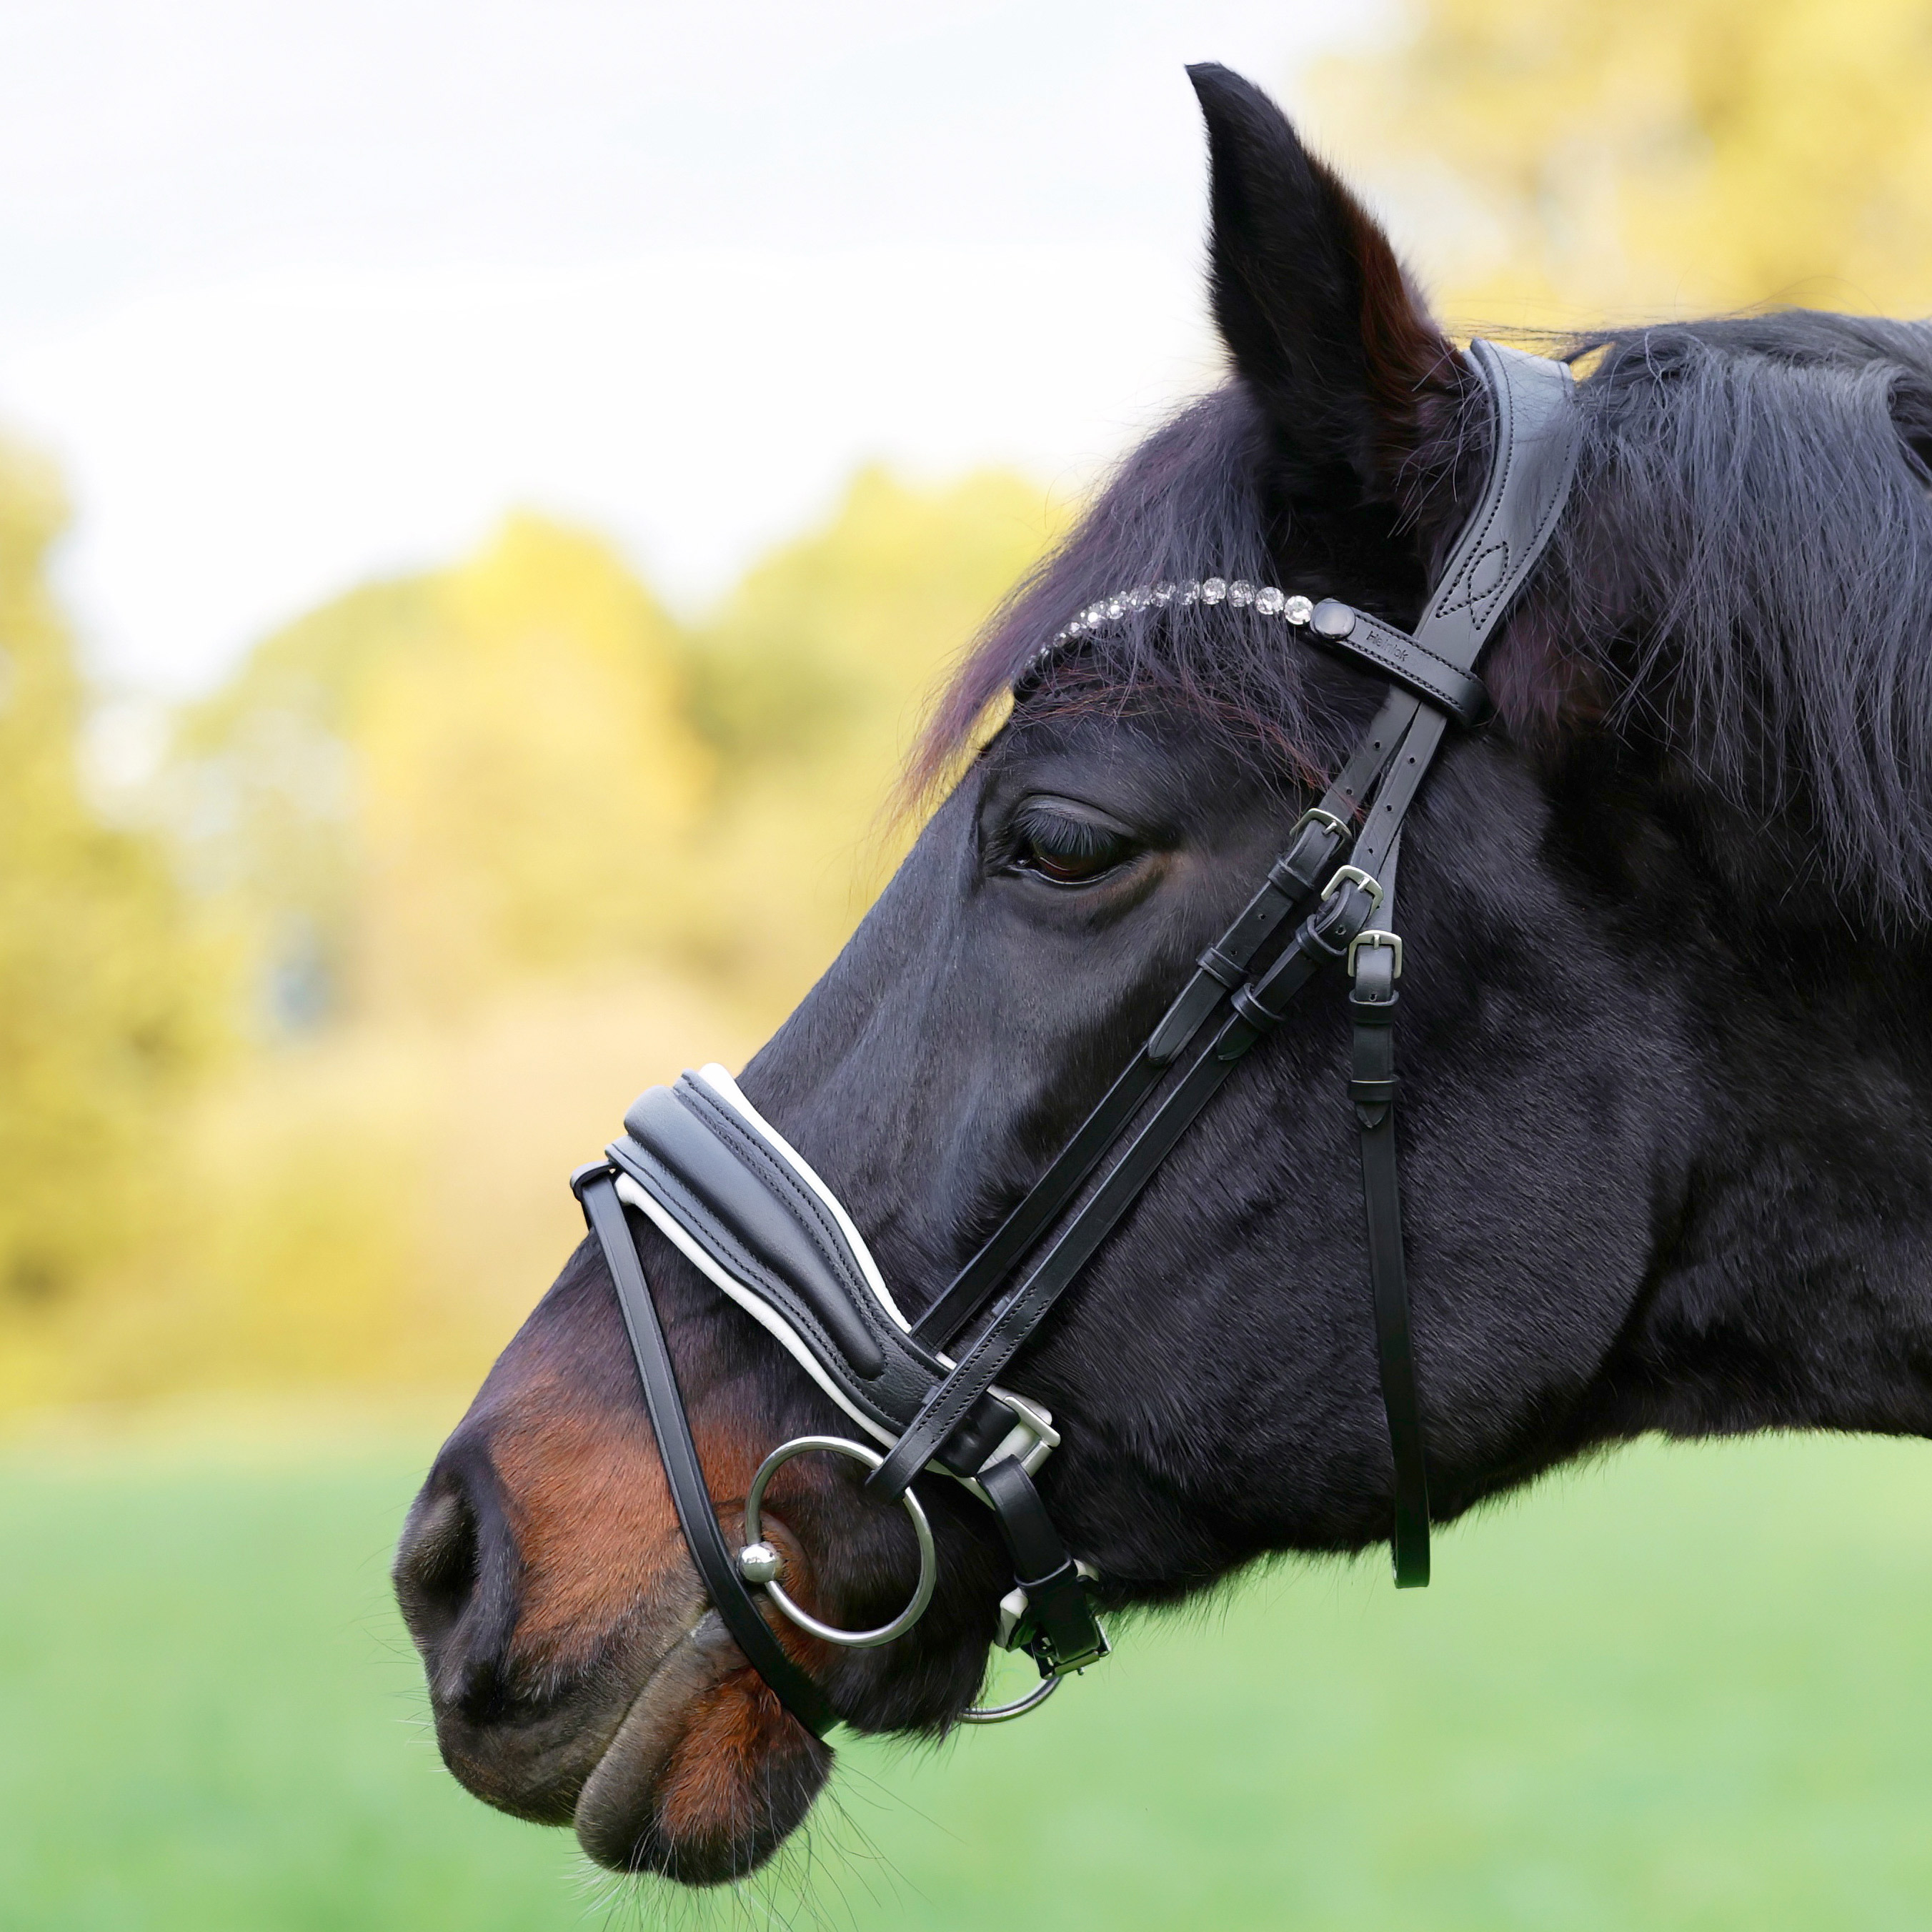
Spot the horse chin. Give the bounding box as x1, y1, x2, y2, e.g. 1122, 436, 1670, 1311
573, 1609, 833, 1882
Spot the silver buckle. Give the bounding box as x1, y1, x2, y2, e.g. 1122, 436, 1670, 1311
980, 1388, 1060, 1478
994, 1560, 1103, 1651
1321, 863, 1384, 909
1347, 929, 1403, 978
1292, 806, 1350, 842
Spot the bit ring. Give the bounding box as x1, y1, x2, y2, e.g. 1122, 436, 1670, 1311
740, 1435, 936, 1648
960, 1673, 1062, 1724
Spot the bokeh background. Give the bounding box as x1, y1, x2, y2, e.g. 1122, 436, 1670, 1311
4, 3, 1931, 1927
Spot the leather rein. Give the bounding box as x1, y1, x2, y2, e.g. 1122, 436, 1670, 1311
570, 339, 1582, 1739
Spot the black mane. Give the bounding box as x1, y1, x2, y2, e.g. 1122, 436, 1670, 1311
1549, 314, 1932, 920
924, 311, 1932, 920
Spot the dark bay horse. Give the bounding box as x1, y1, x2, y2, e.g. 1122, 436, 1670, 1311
394, 64, 1932, 1885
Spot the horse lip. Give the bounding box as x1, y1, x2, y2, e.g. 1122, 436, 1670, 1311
427, 1593, 702, 1826
572, 1608, 750, 1872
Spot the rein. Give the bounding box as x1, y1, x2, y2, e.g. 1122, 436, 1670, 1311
571, 339, 1580, 1739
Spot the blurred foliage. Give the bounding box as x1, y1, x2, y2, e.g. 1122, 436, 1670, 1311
0, 440, 214, 1408
1312, 0, 1932, 322
1, 464, 1056, 1413
689, 467, 1057, 996
167, 516, 711, 1026
166, 472, 1056, 1033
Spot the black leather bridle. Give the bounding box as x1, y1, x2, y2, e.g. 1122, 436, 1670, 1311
571, 339, 1581, 1740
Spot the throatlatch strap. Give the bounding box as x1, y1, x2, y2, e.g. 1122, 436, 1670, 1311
573, 1166, 838, 1739
1345, 841, 1429, 1586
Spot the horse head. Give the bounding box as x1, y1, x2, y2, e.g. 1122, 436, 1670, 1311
393, 64, 1932, 1885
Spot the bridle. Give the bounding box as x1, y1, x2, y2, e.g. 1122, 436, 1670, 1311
569, 339, 1581, 1739
572, 342, 1579, 1734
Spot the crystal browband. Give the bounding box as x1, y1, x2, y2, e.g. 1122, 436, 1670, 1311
1057, 578, 1308, 645
1016, 577, 1492, 727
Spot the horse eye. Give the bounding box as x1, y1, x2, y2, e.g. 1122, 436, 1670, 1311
1009, 807, 1135, 885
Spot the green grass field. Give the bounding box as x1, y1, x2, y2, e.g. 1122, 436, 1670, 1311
4, 1423, 1931, 1932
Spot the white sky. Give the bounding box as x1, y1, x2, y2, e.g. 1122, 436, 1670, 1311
0, 1, 1386, 694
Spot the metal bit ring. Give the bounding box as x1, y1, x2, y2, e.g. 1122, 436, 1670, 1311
960, 1673, 1062, 1724
739, 1435, 936, 1648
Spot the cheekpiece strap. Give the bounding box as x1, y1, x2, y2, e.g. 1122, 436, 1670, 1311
572, 1165, 839, 1738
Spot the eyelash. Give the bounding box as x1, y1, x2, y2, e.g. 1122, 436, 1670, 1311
1007, 806, 1134, 884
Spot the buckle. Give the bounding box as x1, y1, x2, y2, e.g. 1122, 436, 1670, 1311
994, 1559, 1109, 1675
979, 1388, 1060, 1479
1270, 807, 1353, 899
1320, 863, 1383, 910
1035, 1625, 1112, 1678
1347, 929, 1403, 979
1292, 806, 1350, 841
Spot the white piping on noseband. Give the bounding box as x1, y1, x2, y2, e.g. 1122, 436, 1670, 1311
616, 1172, 900, 1450
696, 1064, 920, 1335
615, 1064, 1057, 1479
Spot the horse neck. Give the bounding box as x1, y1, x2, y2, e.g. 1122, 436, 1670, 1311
1615, 905, 1932, 1447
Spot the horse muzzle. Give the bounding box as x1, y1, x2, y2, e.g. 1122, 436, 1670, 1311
392, 1415, 834, 1879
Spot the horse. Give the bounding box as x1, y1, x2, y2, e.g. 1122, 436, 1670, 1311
392, 62, 1932, 1886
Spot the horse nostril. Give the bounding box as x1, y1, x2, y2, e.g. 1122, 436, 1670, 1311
394, 1445, 524, 1730
394, 1485, 480, 1648
397, 1433, 607, 1829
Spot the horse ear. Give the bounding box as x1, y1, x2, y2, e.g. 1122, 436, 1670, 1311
1187, 63, 1453, 505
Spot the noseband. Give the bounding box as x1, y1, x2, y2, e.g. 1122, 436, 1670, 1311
571, 339, 1581, 1739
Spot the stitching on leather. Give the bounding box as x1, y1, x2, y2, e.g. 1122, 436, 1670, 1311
1446, 541, 1510, 621
902, 1291, 1029, 1463
1508, 417, 1575, 603
892, 1263, 1047, 1474
1417, 347, 1574, 664
1337, 617, 1483, 714
623, 1156, 852, 1390
679, 1079, 880, 1318
674, 1079, 956, 1385
1443, 374, 1515, 622
681, 1082, 834, 1246
1466, 379, 1573, 631
619, 1147, 924, 1422
1335, 629, 1453, 697
1417, 343, 1518, 652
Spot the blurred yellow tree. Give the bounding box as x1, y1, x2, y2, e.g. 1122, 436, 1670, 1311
49, 469, 1056, 1411
1312, 0, 1932, 322
0, 438, 212, 1406
356, 517, 717, 1015
690, 465, 1062, 1001
171, 474, 1058, 1037
171, 515, 714, 1027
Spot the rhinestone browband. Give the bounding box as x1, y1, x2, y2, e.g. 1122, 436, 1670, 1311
1015, 573, 1494, 727
1019, 577, 1315, 685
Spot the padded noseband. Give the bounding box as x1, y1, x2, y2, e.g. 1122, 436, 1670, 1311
612, 1072, 1050, 1478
